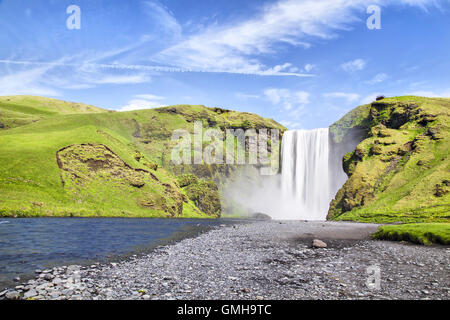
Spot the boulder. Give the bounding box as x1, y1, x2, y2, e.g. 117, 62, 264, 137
24, 289, 38, 299
312, 239, 327, 248
250, 212, 272, 220
5, 291, 20, 300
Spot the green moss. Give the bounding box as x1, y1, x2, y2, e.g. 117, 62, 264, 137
184, 179, 221, 217
176, 174, 199, 188
328, 96, 450, 224
373, 223, 450, 245
239, 120, 252, 130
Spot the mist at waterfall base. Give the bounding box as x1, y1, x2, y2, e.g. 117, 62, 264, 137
222, 128, 348, 221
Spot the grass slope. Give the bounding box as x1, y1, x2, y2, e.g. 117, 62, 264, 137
0, 96, 283, 218
329, 96, 450, 224
373, 223, 450, 245
0, 96, 107, 129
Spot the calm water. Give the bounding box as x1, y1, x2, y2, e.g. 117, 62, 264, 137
0, 218, 243, 289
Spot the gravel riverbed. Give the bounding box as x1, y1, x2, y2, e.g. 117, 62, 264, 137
1, 221, 449, 300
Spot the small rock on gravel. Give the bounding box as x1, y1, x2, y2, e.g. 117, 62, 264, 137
312, 239, 328, 248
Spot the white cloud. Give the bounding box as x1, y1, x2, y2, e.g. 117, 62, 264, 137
365, 73, 388, 85
235, 93, 261, 100
261, 62, 307, 76
0, 0, 440, 81
304, 64, 316, 72
143, 1, 182, 39
152, 0, 439, 76
323, 92, 360, 102
359, 88, 450, 105
89, 74, 151, 85
437, 90, 450, 97
264, 88, 310, 114
0, 55, 152, 96
340, 59, 366, 73
154, 0, 373, 76
134, 94, 164, 100
0, 0, 442, 92
400, 0, 442, 11
280, 120, 303, 129
360, 93, 384, 104
407, 90, 436, 97
119, 94, 165, 112
0, 64, 60, 97
407, 89, 450, 97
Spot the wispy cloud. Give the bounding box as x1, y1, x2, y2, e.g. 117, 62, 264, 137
152, 0, 440, 76
119, 94, 165, 112
304, 64, 316, 72
360, 93, 381, 104
235, 93, 261, 100
340, 58, 367, 73
0, 0, 442, 96
0, 66, 60, 96
407, 89, 450, 97
0, 57, 76, 96
153, 0, 375, 76
365, 73, 388, 85
89, 74, 151, 85
400, 0, 443, 11
360, 87, 450, 105
323, 92, 360, 102
143, 1, 182, 39
0, 56, 153, 96
264, 88, 310, 122
280, 120, 304, 129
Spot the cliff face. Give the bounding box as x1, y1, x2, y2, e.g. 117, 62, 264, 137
0, 96, 284, 218
328, 96, 450, 223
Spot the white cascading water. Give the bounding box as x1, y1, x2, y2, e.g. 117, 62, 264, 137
280, 128, 332, 221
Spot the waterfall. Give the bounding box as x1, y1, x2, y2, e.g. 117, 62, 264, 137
280, 128, 332, 221
222, 128, 346, 221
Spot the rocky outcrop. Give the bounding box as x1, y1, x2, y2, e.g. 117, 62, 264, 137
176, 174, 221, 217
57, 144, 184, 217
328, 96, 450, 223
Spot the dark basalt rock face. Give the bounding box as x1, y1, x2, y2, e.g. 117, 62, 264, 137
369, 102, 419, 129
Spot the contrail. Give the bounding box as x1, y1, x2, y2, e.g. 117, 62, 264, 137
0, 59, 314, 77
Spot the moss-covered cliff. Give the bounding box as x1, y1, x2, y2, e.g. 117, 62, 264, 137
0, 96, 284, 218
328, 96, 450, 223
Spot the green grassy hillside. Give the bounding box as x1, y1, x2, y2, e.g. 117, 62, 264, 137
0, 96, 283, 218
328, 96, 450, 223
0, 96, 107, 129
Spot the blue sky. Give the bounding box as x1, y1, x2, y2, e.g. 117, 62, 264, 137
0, 0, 449, 129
